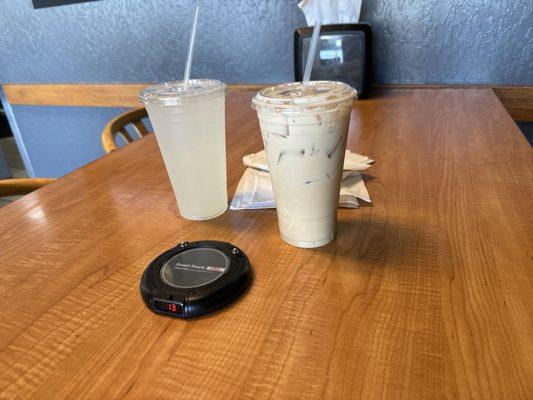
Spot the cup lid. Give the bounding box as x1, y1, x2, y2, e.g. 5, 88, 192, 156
252, 81, 357, 114
139, 79, 227, 106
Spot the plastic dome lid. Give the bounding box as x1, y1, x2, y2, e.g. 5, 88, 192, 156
139, 79, 227, 106
252, 81, 357, 114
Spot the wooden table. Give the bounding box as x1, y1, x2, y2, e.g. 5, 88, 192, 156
0, 89, 531, 399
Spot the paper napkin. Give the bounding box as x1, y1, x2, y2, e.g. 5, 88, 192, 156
230, 150, 373, 210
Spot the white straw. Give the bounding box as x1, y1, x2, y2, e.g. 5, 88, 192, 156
183, 6, 200, 89
303, 20, 321, 85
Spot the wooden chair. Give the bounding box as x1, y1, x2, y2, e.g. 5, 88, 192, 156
101, 107, 151, 153
0, 178, 55, 198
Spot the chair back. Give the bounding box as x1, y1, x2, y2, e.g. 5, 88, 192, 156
101, 107, 150, 153
0, 178, 55, 198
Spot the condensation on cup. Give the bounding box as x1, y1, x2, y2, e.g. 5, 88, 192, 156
252, 81, 357, 248
140, 79, 228, 220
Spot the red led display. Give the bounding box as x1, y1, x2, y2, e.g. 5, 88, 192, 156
154, 300, 182, 315
167, 303, 177, 312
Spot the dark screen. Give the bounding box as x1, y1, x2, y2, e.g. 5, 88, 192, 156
301, 32, 366, 92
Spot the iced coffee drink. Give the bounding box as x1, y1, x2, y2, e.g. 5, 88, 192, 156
252, 81, 357, 248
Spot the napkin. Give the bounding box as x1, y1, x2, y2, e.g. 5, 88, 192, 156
298, 0, 363, 26
230, 150, 373, 210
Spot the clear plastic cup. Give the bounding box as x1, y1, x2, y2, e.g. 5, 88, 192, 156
140, 79, 228, 220
252, 81, 357, 248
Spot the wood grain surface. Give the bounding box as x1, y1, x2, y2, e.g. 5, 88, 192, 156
492, 86, 533, 121
0, 89, 531, 399
2, 83, 150, 107
2, 83, 267, 108
377, 84, 533, 122
4, 82, 532, 122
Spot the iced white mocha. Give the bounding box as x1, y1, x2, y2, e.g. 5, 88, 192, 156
140, 80, 228, 220
252, 81, 357, 248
